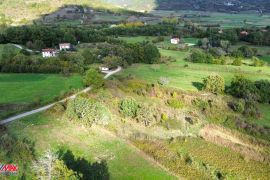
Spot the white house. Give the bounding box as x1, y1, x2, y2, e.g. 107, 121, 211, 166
59, 43, 71, 51
42, 48, 56, 58
171, 37, 180, 44
99, 66, 109, 71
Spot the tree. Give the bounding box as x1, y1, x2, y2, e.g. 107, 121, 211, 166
81, 49, 96, 65
32, 150, 78, 180
142, 42, 160, 64
83, 68, 105, 89
227, 75, 258, 100
103, 56, 125, 69
203, 75, 225, 94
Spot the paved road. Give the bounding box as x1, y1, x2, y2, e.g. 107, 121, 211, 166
12, 44, 40, 53
0, 67, 122, 125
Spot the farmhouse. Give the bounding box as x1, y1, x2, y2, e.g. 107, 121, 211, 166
171, 37, 180, 44
240, 31, 249, 36
59, 43, 71, 51
42, 48, 56, 58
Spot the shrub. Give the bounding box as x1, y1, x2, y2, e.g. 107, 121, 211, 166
228, 101, 244, 113
252, 57, 265, 67
192, 98, 209, 110
66, 97, 111, 127
243, 100, 260, 118
255, 80, 270, 103
158, 77, 169, 86
227, 75, 258, 101
83, 68, 105, 89
161, 113, 169, 121
136, 105, 157, 127
189, 49, 214, 64
203, 75, 225, 94
232, 58, 242, 66
167, 98, 184, 109
119, 98, 139, 118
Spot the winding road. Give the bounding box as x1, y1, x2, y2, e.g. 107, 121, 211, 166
0, 66, 122, 125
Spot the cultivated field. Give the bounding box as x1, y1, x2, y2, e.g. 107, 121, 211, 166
152, 10, 270, 28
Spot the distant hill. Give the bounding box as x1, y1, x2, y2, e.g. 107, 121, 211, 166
155, 0, 270, 13
0, 0, 269, 25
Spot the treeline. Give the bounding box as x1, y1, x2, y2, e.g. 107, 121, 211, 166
0, 41, 160, 74
0, 24, 176, 50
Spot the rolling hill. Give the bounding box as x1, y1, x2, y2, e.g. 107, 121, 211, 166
0, 0, 270, 25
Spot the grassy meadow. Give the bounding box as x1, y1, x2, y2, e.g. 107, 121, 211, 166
117, 49, 270, 91
5, 112, 175, 180
0, 74, 83, 119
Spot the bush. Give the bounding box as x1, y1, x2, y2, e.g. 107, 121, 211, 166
66, 97, 111, 127
158, 77, 169, 86
161, 113, 169, 121
228, 101, 244, 113
167, 98, 184, 109
189, 49, 214, 64
252, 57, 265, 67
227, 75, 258, 100
203, 75, 225, 94
83, 68, 105, 89
192, 98, 209, 110
243, 100, 260, 118
254, 80, 270, 103
136, 105, 157, 127
232, 58, 242, 66
119, 98, 139, 118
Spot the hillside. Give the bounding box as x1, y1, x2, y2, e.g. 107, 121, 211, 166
0, 0, 270, 25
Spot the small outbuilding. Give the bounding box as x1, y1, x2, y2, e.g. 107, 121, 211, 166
171, 37, 180, 44
59, 43, 71, 51
42, 48, 56, 58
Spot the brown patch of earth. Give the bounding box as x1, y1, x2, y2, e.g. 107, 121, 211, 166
200, 124, 270, 164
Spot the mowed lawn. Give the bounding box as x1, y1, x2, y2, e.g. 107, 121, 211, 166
0, 73, 83, 104
6, 113, 175, 180
118, 49, 270, 91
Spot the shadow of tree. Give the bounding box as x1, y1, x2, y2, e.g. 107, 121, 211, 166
192, 82, 204, 91
58, 149, 110, 180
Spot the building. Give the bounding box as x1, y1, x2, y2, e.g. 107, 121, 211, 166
42, 49, 56, 58
171, 37, 180, 44
99, 66, 110, 71
59, 43, 71, 51
240, 31, 249, 36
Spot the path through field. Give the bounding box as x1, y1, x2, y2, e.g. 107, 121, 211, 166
0, 67, 122, 125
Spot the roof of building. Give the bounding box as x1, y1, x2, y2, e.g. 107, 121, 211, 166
42, 48, 56, 52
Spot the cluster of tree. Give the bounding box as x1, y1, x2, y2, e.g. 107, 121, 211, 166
227, 75, 270, 104
0, 24, 177, 49
0, 51, 85, 74
94, 41, 161, 65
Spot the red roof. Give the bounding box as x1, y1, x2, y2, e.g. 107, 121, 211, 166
42, 48, 56, 52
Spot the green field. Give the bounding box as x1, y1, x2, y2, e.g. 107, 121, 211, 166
5, 113, 175, 180
152, 10, 270, 28
0, 74, 83, 119
117, 49, 270, 91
